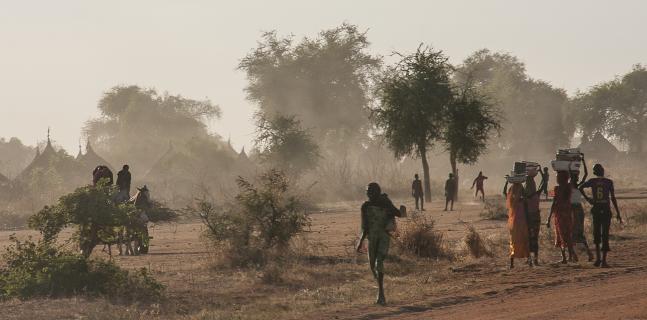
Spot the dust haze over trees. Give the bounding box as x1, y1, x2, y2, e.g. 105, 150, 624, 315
573, 65, 647, 155
455, 49, 572, 158
0, 138, 35, 179
238, 23, 381, 152
84, 86, 223, 173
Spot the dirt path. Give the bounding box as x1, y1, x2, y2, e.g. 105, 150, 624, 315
322, 236, 647, 320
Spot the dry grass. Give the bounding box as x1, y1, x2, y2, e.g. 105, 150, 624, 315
463, 224, 493, 258
479, 198, 507, 221
395, 215, 453, 260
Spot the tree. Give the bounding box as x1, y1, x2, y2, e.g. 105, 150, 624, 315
574, 65, 647, 154
443, 87, 501, 198
0, 137, 35, 179
84, 85, 222, 171
455, 49, 571, 157
373, 46, 454, 202
239, 23, 381, 151
255, 113, 319, 175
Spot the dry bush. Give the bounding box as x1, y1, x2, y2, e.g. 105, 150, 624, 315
480, 197, 507, 221
396, 215, 452, 260
463, 224, 493, 258
623, 202, 647, 225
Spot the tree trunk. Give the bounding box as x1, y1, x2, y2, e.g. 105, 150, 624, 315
450, 151, 458, 201
420, 146, 432, 203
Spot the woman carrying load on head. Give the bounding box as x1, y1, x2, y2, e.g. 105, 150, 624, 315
570, 155, 594, 261
525, 165, 546, 266
503, 179, 530, 268
546, 171, 578, 263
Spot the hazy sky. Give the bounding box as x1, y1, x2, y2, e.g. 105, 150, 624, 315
1, 1, 646, 153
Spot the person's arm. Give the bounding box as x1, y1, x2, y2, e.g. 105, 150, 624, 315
535, 172, 547, 196
546, 192, 557, 228
609, 181, 622, 223
412, 182, 416, 197
502, 181, 509, 197
471, 178, 477, 189
578, 155, 588, 188
382, 194, 402, 217
356, 204, 368, 252
578, 180, 593, 205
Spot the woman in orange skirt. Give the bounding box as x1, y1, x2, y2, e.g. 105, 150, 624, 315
546, 171, 578, 263
504, 180, 530, 268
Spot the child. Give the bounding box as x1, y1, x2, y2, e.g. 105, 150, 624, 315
578, 164, 622, 267
525, 169, 545, 266
570, 155, 594, 261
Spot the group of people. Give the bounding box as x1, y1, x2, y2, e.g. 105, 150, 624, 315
92, 164, 132, 202
505, 157, 622, 269
410, 173, 459, 212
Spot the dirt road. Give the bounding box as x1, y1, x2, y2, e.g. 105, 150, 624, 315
324, 235, 647, 320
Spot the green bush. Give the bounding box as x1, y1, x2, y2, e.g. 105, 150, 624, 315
0, 237, 163, 301
191, 169, 310, 267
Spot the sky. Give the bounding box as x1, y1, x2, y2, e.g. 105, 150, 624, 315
1, 0, 646, 153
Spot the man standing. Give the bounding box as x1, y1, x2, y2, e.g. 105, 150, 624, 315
411, 174, 424, 211
444, 173, 456, 211
116, 165, 132, 201
471, 171, 488, 202
356, 182, 402, 305
579, 164, 622, 268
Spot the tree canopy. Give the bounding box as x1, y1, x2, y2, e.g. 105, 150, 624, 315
239, 23, 381, 150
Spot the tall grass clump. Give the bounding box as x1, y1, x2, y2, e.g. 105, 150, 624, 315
463, 224, 493, 258
396, 215, 452, 259
480, 198, 507, 221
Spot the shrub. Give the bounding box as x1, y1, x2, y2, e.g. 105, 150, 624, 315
480, 198, 507, 221
191, 169, 310, 268
0, 237, 163, 301
463, 224, 492, 258
396, 215, 452, 259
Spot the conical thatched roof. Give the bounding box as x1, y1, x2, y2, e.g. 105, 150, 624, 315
577, 133, 619, 159
77, 141, 114, 173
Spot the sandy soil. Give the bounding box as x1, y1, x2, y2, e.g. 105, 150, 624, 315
1, 190, 647, 319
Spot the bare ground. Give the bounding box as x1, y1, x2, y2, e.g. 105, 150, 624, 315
2, 190, 647, 319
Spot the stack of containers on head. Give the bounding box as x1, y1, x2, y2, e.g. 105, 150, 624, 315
551, 148, 582, 173
506, 161, 528, 183
523, 161, 541, 178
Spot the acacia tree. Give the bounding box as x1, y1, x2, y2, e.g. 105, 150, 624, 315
574, 65, 647, 154
255, 113, 319, 175
373, 46, 454, 202
443, 86, 501, 198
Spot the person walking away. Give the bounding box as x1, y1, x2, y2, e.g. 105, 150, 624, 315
571, 156, 594, 261
411, 174, 424, 211
525, 169, 545, 266
116, 164, 132, 203
578, 164, 622, 268
546, 171, 577, 263
444, 173, 456, 211
540, 167, 550, 199
503, 180, 530, 268
471, 171, 488, 202
356, 182, 403, 305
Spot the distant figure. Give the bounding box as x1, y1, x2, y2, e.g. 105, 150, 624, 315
525, 168, 545, 266
444, 173, 456, 211
356, 182, 402, 305
503, 179, 530, 268
546, 171, 577, 264
92, 165, 113, 186
570, 156, 594, 262
579, 164, 622, 268
411, 174, 424, 211
540, 167, 550, 199
471, 171, 488, 202
116, 165, 132, 203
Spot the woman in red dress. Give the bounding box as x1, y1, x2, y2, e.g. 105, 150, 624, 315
546, 171, 578, 263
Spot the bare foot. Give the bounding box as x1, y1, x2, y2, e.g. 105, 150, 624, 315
601, 261, 610, 268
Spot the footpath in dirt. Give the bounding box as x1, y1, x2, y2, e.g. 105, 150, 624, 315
321, 237, 647, 320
